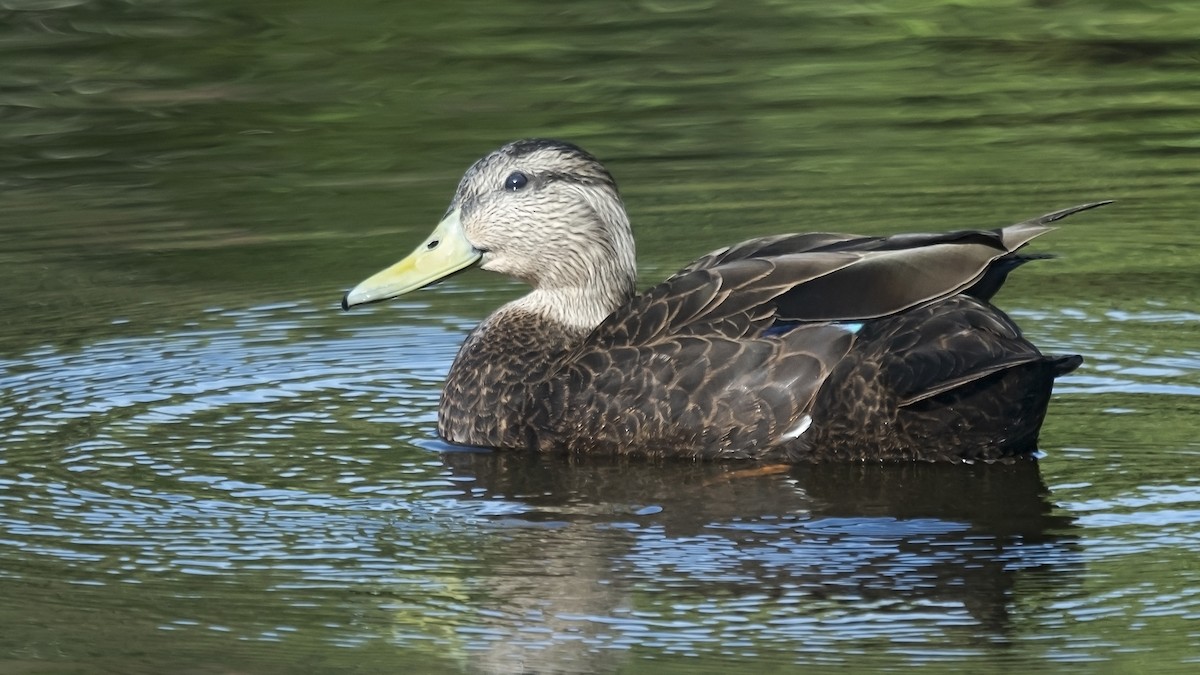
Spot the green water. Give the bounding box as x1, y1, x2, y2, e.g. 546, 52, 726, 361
2, 1, 1199, 673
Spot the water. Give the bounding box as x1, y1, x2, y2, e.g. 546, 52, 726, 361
2, 1, 1199, 673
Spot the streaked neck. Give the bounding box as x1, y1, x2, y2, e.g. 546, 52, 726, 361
507, 283, 634, 333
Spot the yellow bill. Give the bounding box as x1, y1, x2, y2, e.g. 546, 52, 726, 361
342, 208, 481, 309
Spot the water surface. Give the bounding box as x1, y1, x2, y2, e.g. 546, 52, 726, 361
2, 1, 1200, 673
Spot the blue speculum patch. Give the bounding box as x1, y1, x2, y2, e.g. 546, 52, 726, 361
763, 321, 864, 338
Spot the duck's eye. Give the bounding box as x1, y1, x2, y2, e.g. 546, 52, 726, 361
504, 171, 529, 191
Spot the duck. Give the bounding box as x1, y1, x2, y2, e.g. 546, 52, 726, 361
342, 139, 1107, 462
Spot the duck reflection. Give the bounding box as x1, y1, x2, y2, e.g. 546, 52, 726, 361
436, 452, 1080, 674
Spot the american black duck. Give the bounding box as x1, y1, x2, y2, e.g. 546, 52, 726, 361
342, 139, 1106, 462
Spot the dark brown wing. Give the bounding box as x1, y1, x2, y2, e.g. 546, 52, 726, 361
677, 201, 1110, 276
669, 232, 864, 278
585, 218, 1035, 343
673, 201, 1113, 320
541, 323, 854, 459
539, 202, 1107, 459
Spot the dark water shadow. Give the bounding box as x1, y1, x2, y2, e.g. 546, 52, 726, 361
438, 452, 1082, 673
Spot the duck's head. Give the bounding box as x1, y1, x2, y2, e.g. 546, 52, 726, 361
342, 139, 637, 317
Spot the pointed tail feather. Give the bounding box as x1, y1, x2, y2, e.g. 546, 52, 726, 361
1050, 354, 1084, 377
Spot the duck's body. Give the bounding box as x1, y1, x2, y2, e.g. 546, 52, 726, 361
343, 139, 1104, 462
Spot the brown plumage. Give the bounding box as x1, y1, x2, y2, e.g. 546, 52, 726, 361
342, 139, 1107, 462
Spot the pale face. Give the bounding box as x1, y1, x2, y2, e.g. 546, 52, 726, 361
343, 139, 635, 309
449, 141, 628, 289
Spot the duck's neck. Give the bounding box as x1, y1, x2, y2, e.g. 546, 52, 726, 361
509, 282, 635, 331
502, 197, 638, 330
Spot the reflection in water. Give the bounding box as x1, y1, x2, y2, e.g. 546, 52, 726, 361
439, 453, 1079, 673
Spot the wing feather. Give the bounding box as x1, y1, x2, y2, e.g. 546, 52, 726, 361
539, 202, 1109, 458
